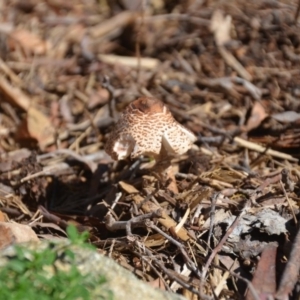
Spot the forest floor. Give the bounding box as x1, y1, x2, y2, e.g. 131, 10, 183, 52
0, 0, 300, 299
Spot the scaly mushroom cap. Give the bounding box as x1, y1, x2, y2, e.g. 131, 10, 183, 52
105, 97, 197, 160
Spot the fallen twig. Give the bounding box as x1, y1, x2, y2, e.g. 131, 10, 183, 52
146, 220, 201, 277
105, 209, 162, 236
234, 137, 298, 162
201, 201, 250, 295
218, 46, 253, 82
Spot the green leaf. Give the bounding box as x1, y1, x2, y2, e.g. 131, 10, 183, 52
66, 224, 80, 243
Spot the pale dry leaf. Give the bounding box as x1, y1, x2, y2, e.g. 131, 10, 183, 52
272, 111, 300, 123
119, 181, 139, 194
202, 208, 231, 230
210, 10, 232, 46
256, 209, 287, 235
223, 208, 287, 244
171, 264, 191, 292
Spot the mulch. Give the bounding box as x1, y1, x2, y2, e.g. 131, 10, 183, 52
0, 0, 300, 299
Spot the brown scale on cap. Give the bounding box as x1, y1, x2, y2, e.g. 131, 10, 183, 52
105, 97, 197, 161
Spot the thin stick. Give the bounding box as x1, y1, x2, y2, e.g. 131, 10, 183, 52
207, 192, 219, 251
295, 0, 300, 23
135, 0, 147, 83
201, 202, 249, 292
102, 75, 115, 119
146, 220, 201, 277
218, 46, 252, 81
135, 243, 211, 299
105, 210, 162, 236
280, 180, 297, 225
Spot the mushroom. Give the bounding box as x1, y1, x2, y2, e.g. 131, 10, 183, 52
105, 96, 197, 192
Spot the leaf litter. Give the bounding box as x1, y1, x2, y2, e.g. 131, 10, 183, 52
0, 0, 300, 299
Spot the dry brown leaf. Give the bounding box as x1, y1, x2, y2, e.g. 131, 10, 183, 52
87, 88, 110, 110
0, 224, 13, 250
0, 222, 39, 250
119, 181, 139, 194
27, 107, 56, 150
218, 255, 240, 272
144, 233, 166, 247
244, 101, 268, 132
0, 211, 6, 222
9, 29, 49, 55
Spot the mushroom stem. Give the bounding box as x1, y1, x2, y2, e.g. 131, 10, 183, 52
153, 158, 179, 194
165, 164, 179, 194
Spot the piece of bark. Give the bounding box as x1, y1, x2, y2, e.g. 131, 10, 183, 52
246, 244, 277, 300
276, 225, 300, 299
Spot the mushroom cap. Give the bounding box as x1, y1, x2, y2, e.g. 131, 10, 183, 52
105, 97, 197, 160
